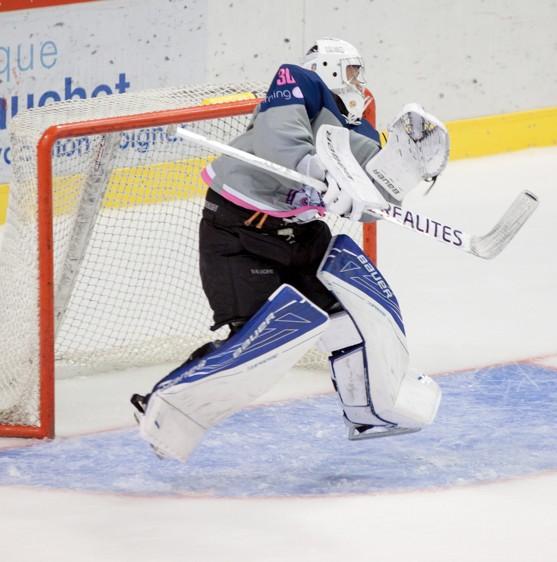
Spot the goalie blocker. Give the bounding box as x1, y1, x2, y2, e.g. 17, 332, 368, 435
132, 235, 440, 461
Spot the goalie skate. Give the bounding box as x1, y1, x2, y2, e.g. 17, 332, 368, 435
345, 417, 421, 441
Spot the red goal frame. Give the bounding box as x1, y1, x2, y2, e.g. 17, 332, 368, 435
0, 98, 377, 439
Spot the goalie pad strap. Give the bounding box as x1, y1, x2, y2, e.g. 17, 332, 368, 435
330, 344, 389, 427
316, 310, 362, 354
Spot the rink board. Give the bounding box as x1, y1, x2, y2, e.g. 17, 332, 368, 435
0, 363, 555, 497
1, 105, 556, 225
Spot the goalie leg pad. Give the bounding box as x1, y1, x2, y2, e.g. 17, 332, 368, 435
317, 234, 441, 430
137, 284, 329, 462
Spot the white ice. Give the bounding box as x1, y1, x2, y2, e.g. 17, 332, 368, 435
1, 147, 557, 562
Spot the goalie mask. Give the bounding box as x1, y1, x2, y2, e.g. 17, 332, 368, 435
303, 37, 370, 124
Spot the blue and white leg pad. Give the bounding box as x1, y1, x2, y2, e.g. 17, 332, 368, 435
317, 234, 441, 438
138, 284, 329, 461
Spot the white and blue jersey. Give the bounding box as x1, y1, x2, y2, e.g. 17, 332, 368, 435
202, 64, 381, 219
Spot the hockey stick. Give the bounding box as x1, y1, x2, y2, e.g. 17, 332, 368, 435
367, 192, 538, 259
176, 127, 326, 192
176, 126, 538, 259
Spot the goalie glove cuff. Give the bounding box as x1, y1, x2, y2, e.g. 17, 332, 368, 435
285, 153, 328, 223
285, 185, 325, 223
323, 173, 352, 218
296, 152, 327, 181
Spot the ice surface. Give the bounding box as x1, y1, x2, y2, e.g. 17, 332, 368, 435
1, 365, 556, 497
1, 147, 557, 561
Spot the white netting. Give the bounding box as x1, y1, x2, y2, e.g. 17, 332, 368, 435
0, 82, 363, 430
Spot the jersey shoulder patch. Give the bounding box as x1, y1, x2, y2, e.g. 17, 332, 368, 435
260, 64, 334, 119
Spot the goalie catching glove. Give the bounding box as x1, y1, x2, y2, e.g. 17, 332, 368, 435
365, 103, 449, 202
288, 104, 448, 223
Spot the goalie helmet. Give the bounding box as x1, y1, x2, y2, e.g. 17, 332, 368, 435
302, 37, 370, 124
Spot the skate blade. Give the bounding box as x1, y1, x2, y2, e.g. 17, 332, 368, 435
347, 425, 421, 441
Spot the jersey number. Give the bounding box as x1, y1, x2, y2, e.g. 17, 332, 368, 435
276, 68, 296, 86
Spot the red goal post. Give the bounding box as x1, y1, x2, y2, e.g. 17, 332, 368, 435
0, 89, 377, 439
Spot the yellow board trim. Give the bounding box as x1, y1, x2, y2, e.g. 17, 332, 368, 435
447, 106, 557, 160
201, 91, 256, 105
46, 157, 211, 218
0, 184, 8, 224
0, 105, 556, 225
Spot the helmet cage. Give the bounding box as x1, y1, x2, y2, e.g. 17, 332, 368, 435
303, 39, 369, 121
340, 57, 367, 89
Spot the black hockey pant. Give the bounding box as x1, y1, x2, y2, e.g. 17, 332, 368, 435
199, 189, 339, 331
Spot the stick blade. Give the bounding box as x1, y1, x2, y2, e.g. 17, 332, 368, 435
470, 190, 539, 259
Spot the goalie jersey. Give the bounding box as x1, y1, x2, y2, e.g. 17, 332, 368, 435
202, 64, 381, 218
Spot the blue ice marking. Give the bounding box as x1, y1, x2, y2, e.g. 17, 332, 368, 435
0, 363, 556, 496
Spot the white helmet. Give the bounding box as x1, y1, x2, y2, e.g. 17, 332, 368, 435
302, 37, 370, 123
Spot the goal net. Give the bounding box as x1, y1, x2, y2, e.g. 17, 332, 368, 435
0, 82, 375, 438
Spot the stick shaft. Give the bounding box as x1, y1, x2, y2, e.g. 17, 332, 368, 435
177, 126, 538, 259
177, 127, 326, 192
